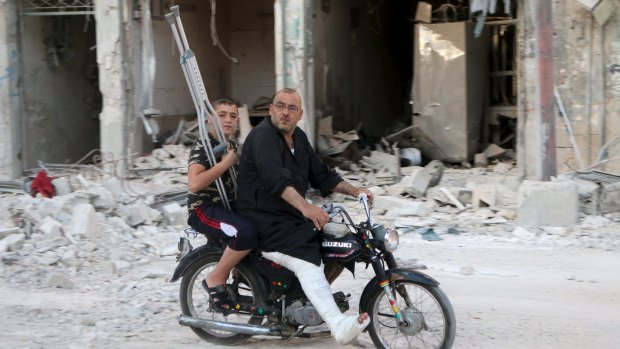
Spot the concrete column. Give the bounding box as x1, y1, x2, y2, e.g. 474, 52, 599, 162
95, 0, 130, 177
518, 0, 557, 180
0, 0, 22, 179
274, 0, 315, 145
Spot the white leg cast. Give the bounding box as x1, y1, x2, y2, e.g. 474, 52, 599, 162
262, 252, 370, 345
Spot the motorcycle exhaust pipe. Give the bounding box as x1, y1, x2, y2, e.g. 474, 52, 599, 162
179, 315, 276, 336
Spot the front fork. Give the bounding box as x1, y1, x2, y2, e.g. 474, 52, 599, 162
362, 232, 406, 324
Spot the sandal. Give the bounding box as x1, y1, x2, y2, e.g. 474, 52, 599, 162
202, 280, 235, 315
201, 280, 280, 317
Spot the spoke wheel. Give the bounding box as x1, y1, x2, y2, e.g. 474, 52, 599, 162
366, 280, 456, 349
179, 254, 266, 345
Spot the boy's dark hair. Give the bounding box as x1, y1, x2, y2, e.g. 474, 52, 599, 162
212, 97, 240, 108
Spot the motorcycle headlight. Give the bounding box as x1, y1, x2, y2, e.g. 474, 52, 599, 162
383, 228, 399, 252
370, 224, 399, 252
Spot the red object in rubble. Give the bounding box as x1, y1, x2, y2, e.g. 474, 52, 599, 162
30, 170, 56, 198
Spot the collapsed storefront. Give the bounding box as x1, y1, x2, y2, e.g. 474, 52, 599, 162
0, 0, 618, 180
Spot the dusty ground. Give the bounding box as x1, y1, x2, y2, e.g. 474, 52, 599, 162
1, 164, 619, 348
1, 218, 619, 349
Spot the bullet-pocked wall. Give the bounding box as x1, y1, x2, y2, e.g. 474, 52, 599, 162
313, 0, 414, 137
20, 15, 100, 168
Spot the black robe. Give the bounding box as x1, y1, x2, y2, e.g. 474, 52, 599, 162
236, 118, 342, 265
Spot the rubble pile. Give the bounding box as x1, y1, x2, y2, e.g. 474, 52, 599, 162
0, 142, 620, 346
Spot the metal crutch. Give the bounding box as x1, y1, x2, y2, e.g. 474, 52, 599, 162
165, 6, 236, 211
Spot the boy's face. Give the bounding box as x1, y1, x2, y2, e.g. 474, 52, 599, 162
214, 103, 238, 137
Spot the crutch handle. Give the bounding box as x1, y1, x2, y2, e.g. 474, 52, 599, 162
212, 143, 228, 158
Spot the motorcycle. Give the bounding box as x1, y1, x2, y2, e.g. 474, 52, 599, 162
171, 194, 456, 348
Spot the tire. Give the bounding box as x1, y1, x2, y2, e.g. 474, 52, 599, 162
365, 280, 456, 349
179, 253, 267, 345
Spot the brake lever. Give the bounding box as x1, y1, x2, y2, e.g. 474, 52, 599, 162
357, 193, 373, 226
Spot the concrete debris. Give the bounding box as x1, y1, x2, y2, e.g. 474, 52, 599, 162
317, 116, 358, 156
1, 139, 620, 347
426, 186, 470, 209
400, 148, 422, 167
580, 215, 612, 230
49, 273, 75, 289
482, 143, 506, 159
474, 153, 489, 167
405, 160, 444, 198
0, 233, 26, 252
69, 204, 99, 238
517, 180, 578, 227
493, 162, 513, 174
363, 150, 401, 181
51, 177, 73, 196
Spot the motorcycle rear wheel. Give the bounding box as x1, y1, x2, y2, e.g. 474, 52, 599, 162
366, 280, 456, 349
179, 253, 267, 345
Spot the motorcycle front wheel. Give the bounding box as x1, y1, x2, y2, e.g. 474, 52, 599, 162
366, 280, 456, 349
179, 253, 267, 345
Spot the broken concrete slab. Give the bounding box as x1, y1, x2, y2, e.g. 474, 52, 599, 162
572, 177, 601, 215
470, 184, 498, 208
0, 226, 20, 239
483, 143, 506, 159
0, 233, 26, 252
600, 181, 620, 214
161, 202, 186, 227
405, 160, 445, 198
69, 204, 98, 238
116, 201, 163, 227
51, 177, 72, 196
374, 195, 427, 215
426, 186, 470, 208
37, 217, 64, 237
517, 180, 578, 227
474, 153, 488, 167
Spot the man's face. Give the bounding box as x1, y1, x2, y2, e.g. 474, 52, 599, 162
269, 92, 303, 135
214, 103, 238, 137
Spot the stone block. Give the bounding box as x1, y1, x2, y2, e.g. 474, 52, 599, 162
0, 226, 20, 239
405, 160, 444, 197
69, 204, 98, 237
374, 196, 426, 216
517, 180, 578, 226
161, 202, 186, 227
406, 170, 432, 198
37, 217, 63, 237
116, 201, 162, 226
426, 186, 471, 207
573, 177, 601, 214
0, 233, 26, 252
482, 143, 506, 159
474, 153, 488, 167
600, 181, 620, 214
471, 184, 498, 208
51, 177, 73, 196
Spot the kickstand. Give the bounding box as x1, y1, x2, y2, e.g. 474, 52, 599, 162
286, 325, 306, 341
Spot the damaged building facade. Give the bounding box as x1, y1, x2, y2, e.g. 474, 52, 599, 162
0, 0, 619, 180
